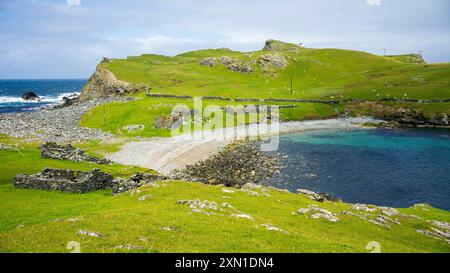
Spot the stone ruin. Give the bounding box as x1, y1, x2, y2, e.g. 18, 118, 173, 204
112, 172, 167, 194
40, 142, 111, 165
13, 168, 114, 193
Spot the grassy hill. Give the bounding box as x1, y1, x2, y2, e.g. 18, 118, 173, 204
101, 40, 449, 101
78, 40, 449, 137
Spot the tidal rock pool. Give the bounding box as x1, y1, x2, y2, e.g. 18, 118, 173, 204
263, 128, 450, 210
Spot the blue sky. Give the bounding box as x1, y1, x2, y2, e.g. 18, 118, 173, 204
0, 0, 449, 79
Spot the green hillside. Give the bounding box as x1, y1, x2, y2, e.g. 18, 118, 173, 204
102, 40, 450, 101
1, 144, 449, 253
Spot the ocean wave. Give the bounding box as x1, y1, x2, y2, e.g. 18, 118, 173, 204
0, 92, 80, 104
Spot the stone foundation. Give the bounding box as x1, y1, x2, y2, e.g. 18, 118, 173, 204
13, 168, 114, 193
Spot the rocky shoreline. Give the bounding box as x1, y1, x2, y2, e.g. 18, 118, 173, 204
0, 97, 132, 143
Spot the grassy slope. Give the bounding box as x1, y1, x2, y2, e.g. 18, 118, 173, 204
80, 97, 339, 138
103, 45, 450, 101
2, 42, 450, 253
1, 145, 450, 253
79, 41, 449, 137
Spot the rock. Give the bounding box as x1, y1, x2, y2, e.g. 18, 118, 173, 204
380, 207, 400, 217
123, 124, 145, 132
161, 226, 178, 231
297, 205, 340, 222
80, 66, 140, 101
14, 168, 114, 193
230, 213, 255, 221
258, 53, 288, 69
40, 142, 111, 164
352, 204, 377, 212
199, 57, 218, 67
113, 173, 166, 194
263, 39, 301, 51
78, 230, 104, 238
115, 244, 143, 250
219, 56, 236, 65
227, 62, 254, 73
138, 195, 152, 202
430, 220, 450, 231
174, 141, 279, 187
0, 143, 15, 150
21, 91, 40, 101
261, 224, 286, 233
303, 191, 343, 202
221, 188, 236, 194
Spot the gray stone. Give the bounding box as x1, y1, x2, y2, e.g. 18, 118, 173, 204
40, 142, 111, 164
14, 168, 114, 193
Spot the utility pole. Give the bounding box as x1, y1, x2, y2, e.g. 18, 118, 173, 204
383, 48, 387, 56
290, 75, 293, 95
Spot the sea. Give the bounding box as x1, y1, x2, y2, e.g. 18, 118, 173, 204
263, 128, 450, 210
0, 79, 87, 113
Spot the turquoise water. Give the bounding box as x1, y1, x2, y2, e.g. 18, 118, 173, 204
263, 128, 450, 210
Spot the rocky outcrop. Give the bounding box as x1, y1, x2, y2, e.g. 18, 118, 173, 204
297, 189, 342, 203
199, 57, 218, 67
40, 142, 111, 164
173, 141, 279, 187
80, 65, 141, 101
263, 39, 302, 51
352, 102, 449, 128
258, 53, 288, 69
155, 114, 183, 130
112, 172, 167, 194
199, 56, 254, 73
13, 168, 114, 193
21, 91, 40, 101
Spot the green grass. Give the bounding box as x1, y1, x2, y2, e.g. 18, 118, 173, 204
102, 44, 450, 101
80, 97, 339, 138
1, 175, 449, 253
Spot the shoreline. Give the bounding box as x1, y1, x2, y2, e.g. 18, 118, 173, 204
107, 117, 381, 175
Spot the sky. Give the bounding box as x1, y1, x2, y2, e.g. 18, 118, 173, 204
0, 0, 449, 79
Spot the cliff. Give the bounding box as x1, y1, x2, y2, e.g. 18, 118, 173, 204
79, 59, 141, 101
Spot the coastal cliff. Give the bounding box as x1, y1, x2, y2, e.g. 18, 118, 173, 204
79, 59, 141, 101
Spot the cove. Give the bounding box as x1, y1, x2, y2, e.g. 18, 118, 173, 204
262, 128, 450, 210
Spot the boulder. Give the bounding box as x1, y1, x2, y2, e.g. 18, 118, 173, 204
13, 168, 114, 193
21, 91, 40, 101
112, 172, 167, 194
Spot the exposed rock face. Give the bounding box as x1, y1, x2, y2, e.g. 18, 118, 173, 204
21, 91, 40, 101
199, 57, 218, 67
227, 62, 254, 73
40, 142, 111, 164
173, 141, 279, 187
258, 53, 288, 69
353, 102, 449, 128
218, 56, 235, 65
112, 172, 167, 194
297, 189, 342, 203
297, 205, 340, 222
13, 168, 114, 193
263, 39, 301, 51
80, 66, 140, 101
